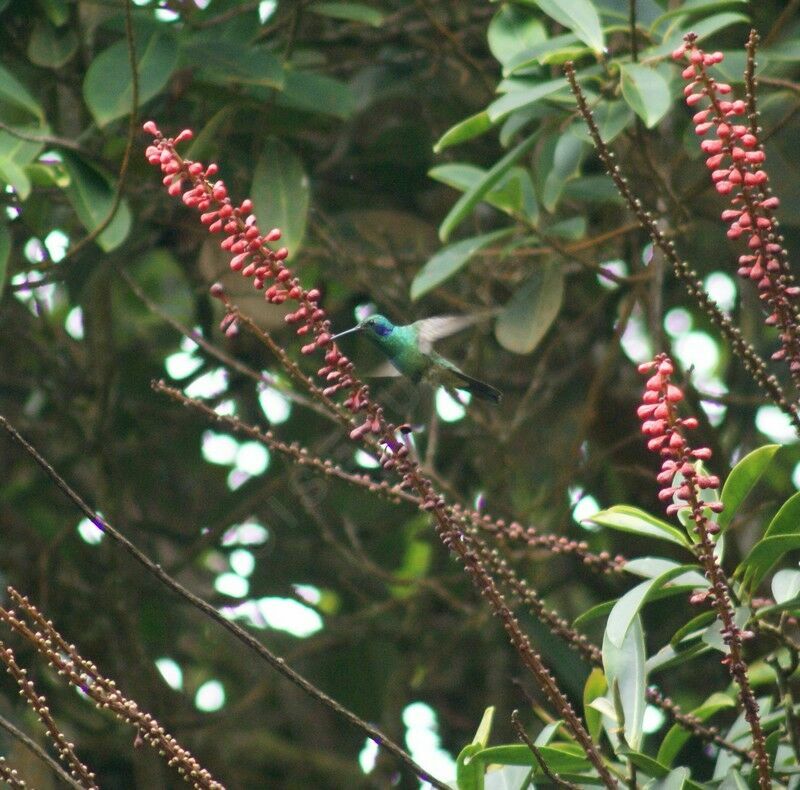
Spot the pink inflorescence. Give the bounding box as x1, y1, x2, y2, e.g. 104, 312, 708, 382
143, 121, 381, 437
637, 355, 723, 529
672, 34, 800, 373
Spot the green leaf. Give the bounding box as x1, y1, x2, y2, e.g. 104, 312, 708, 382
658, 693, 735, 767
456, 743, 484, 790
718, 444, 780, 532
540, 132, 588, 211
27, 18, 78, 68
670, 610, 716, 646
430, 164, 538, 224
527, 0, 605, 53
39, 0, 69, 26
472, 707, 495, 748
603, 613, 646, 749
472, 744, 590, 773
487, 77, 567, 122
772, 569, 800, 604
504, 31, 582, 74
0, 220, 10, 297
494, 261, 563, 354
433, 112, 493, 153
575, 585, 704, 629
189, 41, 284, 91
646, 641, 710, 674
583, 668, 607, 743
251, 138, 310, 256
617, 746, 669, 778
309, 2, 384, 26
0, 158, 31, 200
411, 228, 515, 301
606, 565, 704, 648
0, 63, 44, 121
584, 505, 691, 547
702, 606, 750, 652
737, 534, 800, 596
83, 29, 178, 127
61, 151, 131, 251
620, 64, 672, 128
488, 5, 547, 65
650, 0, 748, 28
276, 70, 356, 119
648, 13, 750, 58
534, 720, 563, 746
623, 557, 706, 586
438, 132, 539, 241
571, 100, 635, 145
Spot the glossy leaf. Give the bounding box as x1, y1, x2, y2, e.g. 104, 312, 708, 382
584, 505, 690, 547
541, 132, 588, 211
737, 534, 800, 596
433, 112, 493, 153
411, 228, 515, 301
488, 5, 547, 65
0, 220, 9, 297
429, 164, 538, 224
0, 63, 44, 120
251, 138, 310, 256
0, 158, 31, 200
772, 568, 800, 604
603, 614, 646, 750
658, 693, 735, 767
84, 29, 178, 127
310, 2, 384, 26
504, 32, 582, 75
575, 585, 704, 629
669, 610, 716, 647
583, 668, 607, 743
472, 744, 590, 773
646, 641, 710, 674
456, 743, 485, 790
276, 70, 355, 119
620, 64, 672, 128
718, 444, 780, 532
190, 41, 284, 91
606, 565, 704, 648
439, 132, 538, 241
494, 261, 563, 354
27, 18, 78, 68
702, 606, 750, 652
527, 0, 605, 53
61, 152, 132, 251
623, 557, 706, 585
487, 77, 567, 122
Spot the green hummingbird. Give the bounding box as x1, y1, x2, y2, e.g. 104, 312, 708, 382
332, 314, 502, 403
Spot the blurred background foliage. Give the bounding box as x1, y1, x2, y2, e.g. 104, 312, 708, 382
2, 0, 800, 787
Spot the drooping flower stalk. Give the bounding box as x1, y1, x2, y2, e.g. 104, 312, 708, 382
638, 355, 770, 790
674, 34, 800, 390
143, 122, 618, 788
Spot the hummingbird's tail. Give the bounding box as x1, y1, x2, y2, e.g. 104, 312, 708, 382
452, 371, 502, 403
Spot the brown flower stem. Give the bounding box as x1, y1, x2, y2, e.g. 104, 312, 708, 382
564, 62, 800, 434
0, 713, 84, 789
0, 412, 450, 790
690, 511, 771, 790
0, 758, 27, 789
511, 710, 580, 790
0, 641, 98, 788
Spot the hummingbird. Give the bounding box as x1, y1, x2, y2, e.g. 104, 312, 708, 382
332, 314, 502, 403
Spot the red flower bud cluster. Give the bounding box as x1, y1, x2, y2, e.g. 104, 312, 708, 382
637, 355, 723, 529
144, 122, 394, 451
673, 35, 800, 376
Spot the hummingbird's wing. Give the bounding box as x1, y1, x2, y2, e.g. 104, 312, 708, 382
412, 313, 492, 353
366, 361, 402, 378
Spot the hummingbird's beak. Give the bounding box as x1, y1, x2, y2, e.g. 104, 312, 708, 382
331, 325, 361, 341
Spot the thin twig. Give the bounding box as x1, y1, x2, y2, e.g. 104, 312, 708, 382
0, 413, 449, 790
0, 713, 84, 789
61, 0, 138, 262
511, 711, 580, 790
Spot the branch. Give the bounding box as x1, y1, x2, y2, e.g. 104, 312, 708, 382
0, 412, 449, 790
